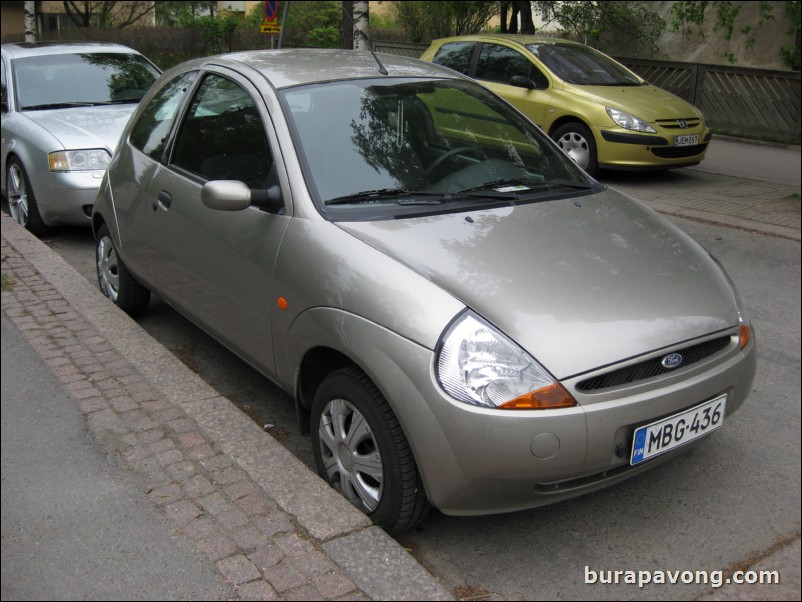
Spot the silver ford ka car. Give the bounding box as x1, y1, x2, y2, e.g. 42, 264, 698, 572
1, 42, 160, 235
91, 49, 756, 534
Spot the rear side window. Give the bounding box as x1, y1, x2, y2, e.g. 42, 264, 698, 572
476, 43, 531, 85
432, 42, 475, 76
130, 71, 196, 160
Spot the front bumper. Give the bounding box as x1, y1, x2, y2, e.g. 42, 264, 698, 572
37, 169, 104, 226
386, 326, 756, 516
594, 125, 711, 170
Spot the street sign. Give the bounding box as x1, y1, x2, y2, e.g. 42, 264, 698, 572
261, 0, 281, 35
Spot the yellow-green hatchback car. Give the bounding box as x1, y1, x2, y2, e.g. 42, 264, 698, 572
421, 35, 711, 176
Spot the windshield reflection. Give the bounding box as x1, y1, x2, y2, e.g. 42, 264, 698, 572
281, 78, 587, 218
13, 52, 160, 110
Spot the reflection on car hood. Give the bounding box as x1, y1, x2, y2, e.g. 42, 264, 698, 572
23, 105, 137, 154
338, 188, 738, 379
570, 84, 700, 122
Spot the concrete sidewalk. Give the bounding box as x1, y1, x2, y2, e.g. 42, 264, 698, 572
1, 136, 799, 600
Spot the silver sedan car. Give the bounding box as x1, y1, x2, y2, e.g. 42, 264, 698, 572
1, 42, 160, 235
91, 49, 756, 534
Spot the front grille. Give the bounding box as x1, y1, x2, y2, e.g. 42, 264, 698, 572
651, 143, 708, 158
576, 336, 731, 392
656, 117, 702, 130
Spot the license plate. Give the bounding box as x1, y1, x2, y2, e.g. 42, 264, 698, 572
630, 394, 726, 465
674, 134, 699, 147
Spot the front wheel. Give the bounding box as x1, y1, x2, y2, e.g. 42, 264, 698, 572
552, 122, 598, 176
311, 367, 429, 535
6, 157, 53, 236
96, 224, 150, 317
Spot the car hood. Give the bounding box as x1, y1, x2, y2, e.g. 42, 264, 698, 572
568, 84, 701, 122
337, 188, 739, 379
23, 105, 137, 154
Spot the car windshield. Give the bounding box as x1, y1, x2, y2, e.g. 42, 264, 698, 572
280, 78, 593, 220
12, 52, 160, 110
527, 43, 642, 86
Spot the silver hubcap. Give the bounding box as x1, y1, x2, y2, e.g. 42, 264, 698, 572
97, 235, 120, 302
557, 131, 590, 170
7, 164, 29, 226
318, 398, 383, 512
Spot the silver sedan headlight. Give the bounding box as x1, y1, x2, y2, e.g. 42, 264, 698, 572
436, 311, 576, 410
49, 149, 111, 172
605, 107, 657, 133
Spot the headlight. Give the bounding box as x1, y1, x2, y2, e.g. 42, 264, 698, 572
49, 149, 110, 172
605, 107, 656, 133
436, 311, 576, 410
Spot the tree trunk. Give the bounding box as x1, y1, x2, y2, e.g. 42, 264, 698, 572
353, 0, 369, 50
24, 1, 36, 42
342, 0, 354, 50
515, 1, 535, 34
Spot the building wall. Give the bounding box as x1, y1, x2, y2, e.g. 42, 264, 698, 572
1, 2, 24, 39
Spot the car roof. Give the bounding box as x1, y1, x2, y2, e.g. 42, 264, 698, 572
431, 34, 588, 49
177, 48, 467, 90
1, 41, 142, 59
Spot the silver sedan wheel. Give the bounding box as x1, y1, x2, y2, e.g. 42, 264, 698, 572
97, 234, 120, 303
317, 398, 383, 512
7, 162, 30, 227
556, 130, 591, 170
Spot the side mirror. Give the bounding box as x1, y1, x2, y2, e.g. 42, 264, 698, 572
509, 75, 536, 90
201, 180, 283, 214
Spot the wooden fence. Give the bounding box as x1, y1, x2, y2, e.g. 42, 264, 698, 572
374, 41, 801, 145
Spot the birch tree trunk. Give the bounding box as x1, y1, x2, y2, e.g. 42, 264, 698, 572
353, 1, 369, 50
24, 1, 36, 42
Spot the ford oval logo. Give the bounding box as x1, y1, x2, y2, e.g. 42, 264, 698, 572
661, 353, 684, 369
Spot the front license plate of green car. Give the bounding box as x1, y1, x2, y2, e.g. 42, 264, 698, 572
674, 134, 699, 147
630, 394, 727, 465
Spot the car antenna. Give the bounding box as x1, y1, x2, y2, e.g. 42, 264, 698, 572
342, 4, 388, 75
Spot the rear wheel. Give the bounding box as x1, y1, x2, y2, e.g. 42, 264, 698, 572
552, 122, 598, 176
311, 367, 429, 535
96, 223, 150, 317
6, 157, 53, 236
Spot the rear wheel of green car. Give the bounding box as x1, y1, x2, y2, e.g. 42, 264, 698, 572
311, 367, 430, 535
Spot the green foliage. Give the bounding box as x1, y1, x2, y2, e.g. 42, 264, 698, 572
388, 1, 498, 43
283, 1, 343, 47
781, 0, 801, 70
533, 1, 664, 53
181, 10, 243, 55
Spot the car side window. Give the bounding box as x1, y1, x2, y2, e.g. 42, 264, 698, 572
1, 57, 6, 107
130, 71, 196, 161
476, 44, 532, 86
170, 74, 273, 189
432, 42, 475, 76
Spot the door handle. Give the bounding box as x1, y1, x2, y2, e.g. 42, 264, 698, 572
153, 190, 172, 211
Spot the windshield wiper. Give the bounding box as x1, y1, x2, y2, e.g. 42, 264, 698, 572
21, 101, 99, 110
459, 178, 594, 195
324, 188, 448, 206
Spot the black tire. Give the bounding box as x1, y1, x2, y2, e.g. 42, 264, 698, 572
96, 223, 150, 317
6, 157, 54, 236
311, 367, 430, 535
552, 122, 599, 176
